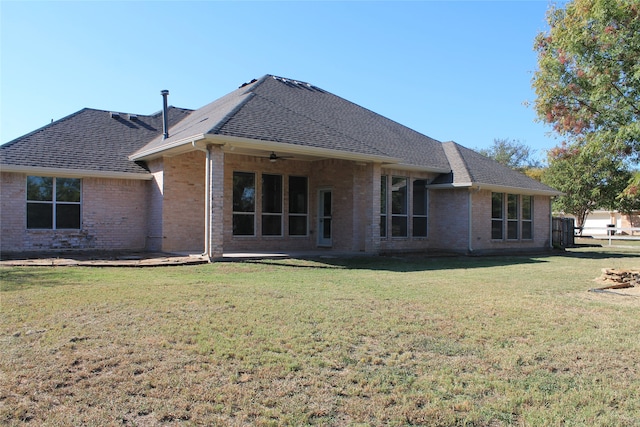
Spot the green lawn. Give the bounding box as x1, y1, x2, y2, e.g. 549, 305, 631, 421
2, 247, 639, 426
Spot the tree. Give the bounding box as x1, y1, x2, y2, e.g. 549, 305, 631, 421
532, 0, 640, 159
477, 138, 542, 170
542, 141, 631, 231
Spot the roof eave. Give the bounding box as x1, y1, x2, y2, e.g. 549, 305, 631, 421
383, 163, 452, 174
0, 164, 152, 180
208, 135, 400, 164
129, 134, 208, 161
428, 181, 562, 196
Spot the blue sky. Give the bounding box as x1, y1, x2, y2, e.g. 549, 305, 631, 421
1, 1, 563, 161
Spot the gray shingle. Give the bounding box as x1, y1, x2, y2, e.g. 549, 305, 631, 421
1, 107, 192, 175
434, 141, 559, 194
134, 75, 451, 171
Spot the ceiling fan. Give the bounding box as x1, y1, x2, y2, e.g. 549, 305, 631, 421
268, 151, 293, 162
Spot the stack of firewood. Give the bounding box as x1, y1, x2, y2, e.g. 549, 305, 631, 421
597, 268, 640, 289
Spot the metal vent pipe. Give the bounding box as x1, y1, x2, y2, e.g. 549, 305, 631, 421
161, 90, 169, 139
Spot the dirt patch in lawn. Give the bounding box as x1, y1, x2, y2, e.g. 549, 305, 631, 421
0, 251, 208, 267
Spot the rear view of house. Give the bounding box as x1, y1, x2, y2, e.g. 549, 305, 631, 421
0, 75, 560, 259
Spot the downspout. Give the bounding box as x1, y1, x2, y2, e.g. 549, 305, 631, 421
549, 197, 553, 249
468, 189, 473, 253
192, 141, 211, 259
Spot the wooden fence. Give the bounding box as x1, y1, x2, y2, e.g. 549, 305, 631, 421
552, 217, 575, 248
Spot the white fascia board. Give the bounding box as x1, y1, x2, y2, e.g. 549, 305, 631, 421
428, 181, 563, 196
0, 164, 153, 180
128, 134, 208, 161
209, 135, 399, 164
383, 163, 452, 174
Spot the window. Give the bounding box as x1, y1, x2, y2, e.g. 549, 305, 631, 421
233, 172, 255, 236
522, 196, 533, 239
507, 194, 519, 239
380, 176, 387, 237
261, 174, 282, 236
492, 193, 534, 240
288, 176, 308, 236
491, 192, 504, 239
391, 176, 408, 237
412, 179, 428, 237
27, 176, 81, 229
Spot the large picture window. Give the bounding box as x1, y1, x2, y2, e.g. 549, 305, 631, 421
233, 172, 255, 236
262, 174, 283, 236
27, 176, 81, 229
391, 176, 408, 237
412, 179, 428, 237
288, 176, 308, 236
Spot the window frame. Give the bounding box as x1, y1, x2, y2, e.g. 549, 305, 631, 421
491, 192, 504, 240
380, 175, 388, 238
26, 176, 81, 230
288, 175, 308, 237
507, 194, 519, 240
491, 193, 534, 241
521, 195, 533, 240
391, 176, 408, 238
412, 179, 428, 237
232, 171, 256, 236
261, 173, 283, 237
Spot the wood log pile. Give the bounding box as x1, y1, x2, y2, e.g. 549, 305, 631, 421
597, 268, 640, 289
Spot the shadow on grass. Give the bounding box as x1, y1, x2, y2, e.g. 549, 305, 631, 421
245, 246, 640, 272
0, 268, 69, 292
561, 245, 640, 260
245, 253, 548, 272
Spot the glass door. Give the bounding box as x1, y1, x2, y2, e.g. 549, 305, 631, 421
318, 189, 332, 247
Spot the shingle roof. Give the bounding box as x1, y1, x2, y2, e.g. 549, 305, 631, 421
0, 107, 192, 175
1, 75, 560, 195
433, 141, 560, 194
132, 75, 451, 171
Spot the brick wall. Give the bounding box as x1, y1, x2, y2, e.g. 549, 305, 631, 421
0, 172, 26, 251
82, 177, 148, 250
146, 158, 164, 251
0, 172, 148, 252
428, 188, 470, 253
160, 151, 206, 252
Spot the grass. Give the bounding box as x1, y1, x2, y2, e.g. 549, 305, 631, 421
2, 246, 640, 426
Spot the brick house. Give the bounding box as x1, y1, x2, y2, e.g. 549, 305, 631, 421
0, 75, 560, 259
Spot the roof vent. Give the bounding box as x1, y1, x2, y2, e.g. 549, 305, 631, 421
239, 78, 257, 88
109, 112, 120, 119
128, 114, 138, 121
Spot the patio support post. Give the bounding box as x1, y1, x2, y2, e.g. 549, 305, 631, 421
208, 145, 225, 259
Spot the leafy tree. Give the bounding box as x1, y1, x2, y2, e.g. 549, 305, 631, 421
523, 167, 545, 182
532, 0, 640, 159
542, 141, 631, 231
617, 171, 640, 214
477, 138, 542, 170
